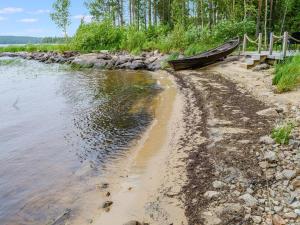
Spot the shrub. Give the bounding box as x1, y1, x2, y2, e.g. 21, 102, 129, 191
212, 20, 255, 42
273, 55, 300, 92
120, 27, 147, 53
271, 122, 295, 145
71, 19, 123, 52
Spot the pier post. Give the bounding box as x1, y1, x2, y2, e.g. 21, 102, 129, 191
269, 32, 274, 56
258, 33, 262, 54
282, 31, 288, 58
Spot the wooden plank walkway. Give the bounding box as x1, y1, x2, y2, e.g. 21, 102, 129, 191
243, 50, 299, 60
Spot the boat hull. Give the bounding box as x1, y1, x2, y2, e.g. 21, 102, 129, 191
168, 38, 240, 71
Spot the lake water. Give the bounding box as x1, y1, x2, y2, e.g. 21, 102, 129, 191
0, 57, 158, 224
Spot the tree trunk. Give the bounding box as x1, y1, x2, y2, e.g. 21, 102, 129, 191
153, 0, 157, 26
268, 0, 273, 31
209, 1, 213, 30
201, 0, 204, 28
244, 0, 247, 20
256, 0, 262, 37
264, 0, 268, 47
148, 0, 151, 27
280, 4, 288, 35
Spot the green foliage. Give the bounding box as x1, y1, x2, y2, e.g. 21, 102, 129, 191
120, 27, 147, 53
0, 44, 71, 53
273, 55, 300, 92
71, 20, 123, 52
50, 0, 71, 38
271, 122, 295, 145
0, 59, 21, 66
212, 20, 256, 42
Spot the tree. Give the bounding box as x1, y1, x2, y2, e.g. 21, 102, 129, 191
50, 0, 71, 38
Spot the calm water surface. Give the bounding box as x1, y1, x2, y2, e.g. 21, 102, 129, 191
0, 57, 158, 224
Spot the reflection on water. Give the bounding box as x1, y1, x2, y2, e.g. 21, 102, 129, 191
0, 58, 158, 225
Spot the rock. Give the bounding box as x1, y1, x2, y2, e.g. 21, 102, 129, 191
272, 214, 286, 225
123, 221, 149, 225
130, 60, 146, 70
93, 59, 108, 69
253, 63, 270, 71
97, 53, 112, 60
123, 221, 141, 225
98, 183, 109, 189
259, 135, 275, 145
252, 215, 262, 223
259, 161, 268, 169
295, 209, 300, 216
256, 108, 278, 117
290, 201, 300, 209
239, 193, 258, 207
145, 56, 158, 64
264, 151, 277, 162
284, 212, 297, 219
274, 206, 283, 212
291, 179, 300, 189
115, 55, 132, 65
204, 191, 221, 200
118, 61, 132, 69
281, 170, 296, 180
102, 201, 113, 209
212, 181, 225, 189
147, 61, 161, 71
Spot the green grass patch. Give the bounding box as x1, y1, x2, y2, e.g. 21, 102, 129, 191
273, 55, 300, 92
271, 122, 295, 145
0, 44, 71, 53
0, 59, 21, 66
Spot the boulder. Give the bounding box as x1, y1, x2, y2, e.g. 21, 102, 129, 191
130, 60, 146, 70
93, 59, 108, 69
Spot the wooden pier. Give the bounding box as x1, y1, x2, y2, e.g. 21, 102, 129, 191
241, 32, 299, 69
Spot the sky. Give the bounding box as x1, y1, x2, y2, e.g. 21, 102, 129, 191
0, 0, 91, 37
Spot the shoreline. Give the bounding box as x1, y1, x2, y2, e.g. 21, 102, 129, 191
1, 54, 299, 224
68, 70, 188, 225
0, 51, 168, 71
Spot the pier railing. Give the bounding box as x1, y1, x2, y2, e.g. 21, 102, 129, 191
242, 32, 300, 58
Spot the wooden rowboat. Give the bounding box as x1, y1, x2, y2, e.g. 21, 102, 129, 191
168, 37, 240, 71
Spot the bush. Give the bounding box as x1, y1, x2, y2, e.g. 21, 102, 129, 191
212, 20, 255, 42
271, 122, 295, 145
71, 20, 123, 52
120, 27, 147, 53
273, 55, 300, 92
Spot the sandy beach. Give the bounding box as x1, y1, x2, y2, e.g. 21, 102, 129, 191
85, 58, 299, 225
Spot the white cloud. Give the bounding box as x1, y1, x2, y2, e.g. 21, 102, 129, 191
18, 18, 38, 23
0, 7, 24, 14
30, 9, 50, 14
73, 14, 92, 23
0, 16, 7, 21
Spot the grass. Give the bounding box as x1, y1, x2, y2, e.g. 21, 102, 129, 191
0, 44, 71, 53
271, 122, 295, 145
273, 55, 300, 92
0, 59, 21, 66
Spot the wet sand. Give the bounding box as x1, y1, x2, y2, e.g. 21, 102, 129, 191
83, 71, 187, 225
